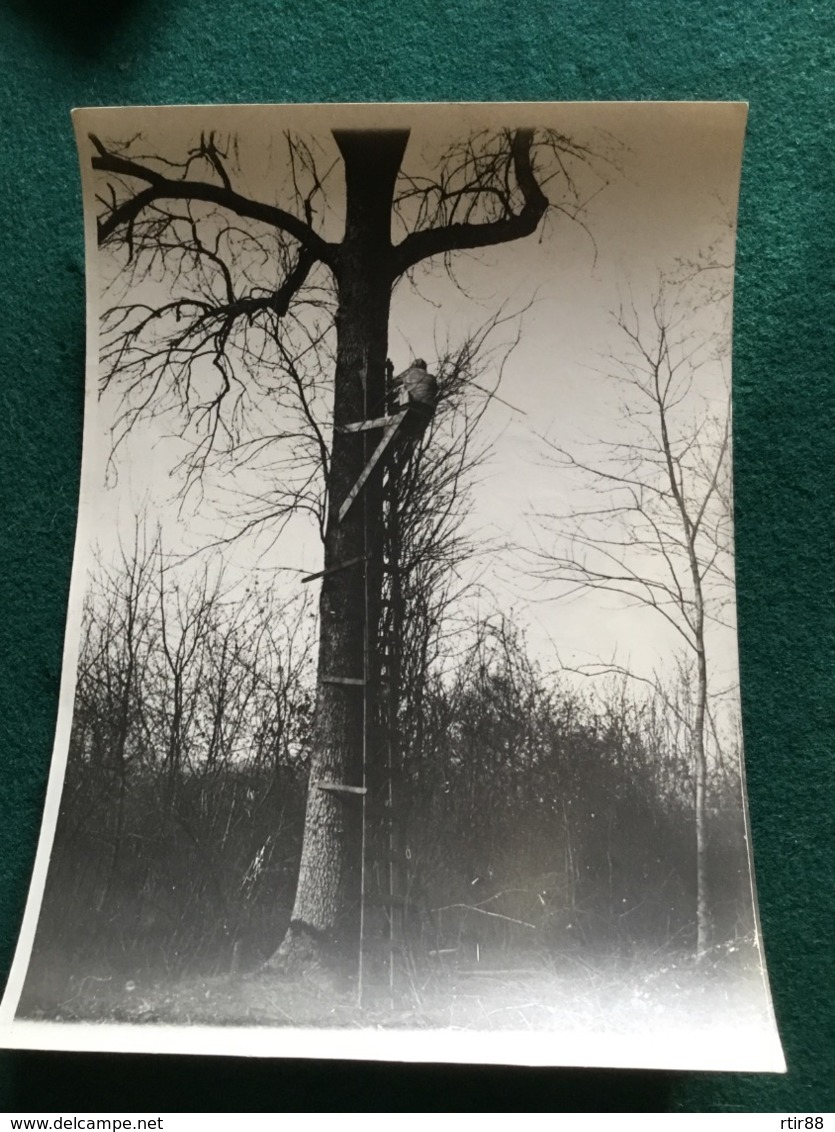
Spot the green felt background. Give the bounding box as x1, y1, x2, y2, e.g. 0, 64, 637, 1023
0, 0, 832, 1113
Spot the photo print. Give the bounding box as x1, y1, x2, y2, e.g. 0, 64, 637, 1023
0, 102, 785, 1070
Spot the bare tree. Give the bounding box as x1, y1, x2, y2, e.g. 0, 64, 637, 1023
77, 526, 158, 914
90, 119, 600, 970
533, 277, 734, 957
155, 551, 219, 792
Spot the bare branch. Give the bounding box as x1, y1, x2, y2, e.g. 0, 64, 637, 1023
90, 133, 338, 271
391, 129, 549, 276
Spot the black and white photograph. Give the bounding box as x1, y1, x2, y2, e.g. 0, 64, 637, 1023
0, 101, 784, 1070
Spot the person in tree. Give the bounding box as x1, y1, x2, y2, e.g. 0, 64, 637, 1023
87, 119, 594, 976
393, 359, 437, 408
390, 358, 438, 436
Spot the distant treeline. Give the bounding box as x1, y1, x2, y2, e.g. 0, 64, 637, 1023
21, 540, 753, 1005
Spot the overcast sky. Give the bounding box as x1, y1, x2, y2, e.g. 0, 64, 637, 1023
74, 102, 747, 693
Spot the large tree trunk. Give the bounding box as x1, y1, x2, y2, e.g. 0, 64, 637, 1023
269, 129, 409, 976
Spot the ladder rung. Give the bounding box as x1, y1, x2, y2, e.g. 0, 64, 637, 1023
301, 556, 366, 583
322, 675, 365, 686
338, 415, 399, 433
315, 780, 367, 797
338, 410, 408, 523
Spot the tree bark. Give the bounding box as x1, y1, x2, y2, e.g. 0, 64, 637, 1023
91, 123, 559, 980
269, 130, 409, 974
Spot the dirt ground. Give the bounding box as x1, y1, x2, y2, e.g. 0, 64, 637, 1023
18, 940, 773, 1036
